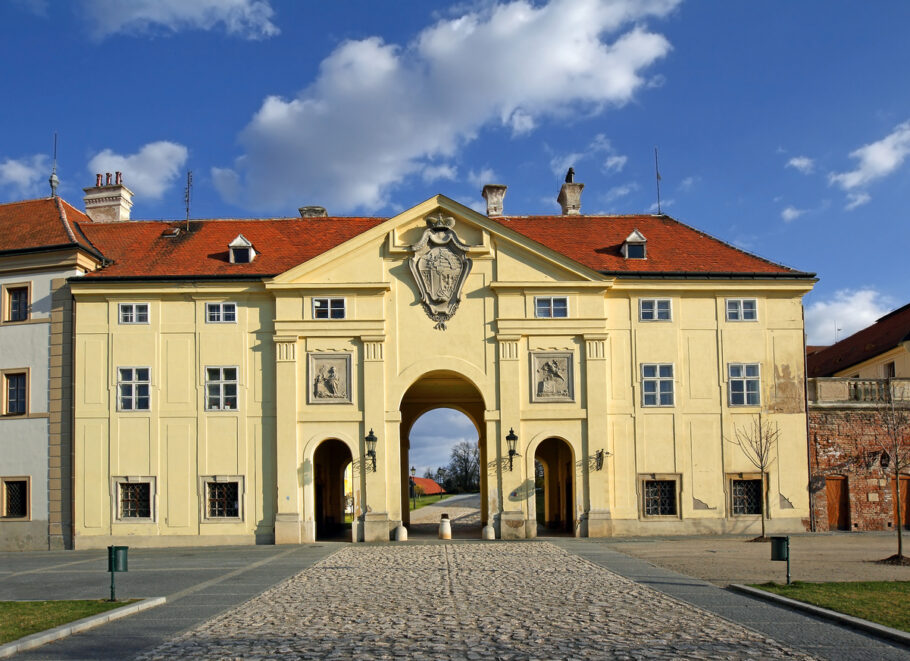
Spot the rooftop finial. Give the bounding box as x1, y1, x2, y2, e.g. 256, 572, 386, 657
48, 132, 59, 197
565, 167, 575, 183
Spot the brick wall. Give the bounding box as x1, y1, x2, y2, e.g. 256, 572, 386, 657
809, 407, 899, 532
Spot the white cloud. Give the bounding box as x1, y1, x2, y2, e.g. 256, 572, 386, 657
648, 198, 673, 212
214, 0, 678, 213
0, 154, 49, 197
844, 192, 870, 211
828, 120, 910, 208
604, 154, 627, 173
786, 156, 814, 174
678, 175, 698, 191
468, 167, 497, 188
604, 182, 637, 202
780, 206, 806, 222
422, 164, 458, 183
804, 289, 894, 346
88, 141, 188, 200
83, 0, 279, 40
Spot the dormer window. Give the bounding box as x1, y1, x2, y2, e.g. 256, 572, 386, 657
229, 234, 256, 264
622, 229, 647, 259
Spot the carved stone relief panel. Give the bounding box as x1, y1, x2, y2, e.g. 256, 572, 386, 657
530, 352, 574, 403
308, 353, 352, 404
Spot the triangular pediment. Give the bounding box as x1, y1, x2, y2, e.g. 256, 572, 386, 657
270, 195, 608, 286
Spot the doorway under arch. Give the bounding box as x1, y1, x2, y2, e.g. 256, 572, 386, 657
399, 371, 486, 536
534, 437, 575, 535
313, 439, 353, 541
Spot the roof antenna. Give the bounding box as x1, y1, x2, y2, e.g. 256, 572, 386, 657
184, 170, 192, 231
48, 132, 59, 198
654, 146, 662, 215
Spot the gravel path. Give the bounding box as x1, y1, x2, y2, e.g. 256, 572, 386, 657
136, 542, 815, 660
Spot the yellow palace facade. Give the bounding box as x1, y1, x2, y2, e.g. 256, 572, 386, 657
58, 177, 816, 547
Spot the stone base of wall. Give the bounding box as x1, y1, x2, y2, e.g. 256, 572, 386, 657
0, 520, 50, 551
74, 533, 272, 550
599, 516, 809, 537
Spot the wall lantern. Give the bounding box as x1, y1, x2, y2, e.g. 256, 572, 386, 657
365, 428, 378, 471
595, 449, 605, 471
506, 427, 519, 471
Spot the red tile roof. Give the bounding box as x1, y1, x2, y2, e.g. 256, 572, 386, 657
499, 215, 805, 275
807, 303, 910, 377
72, 210, 810, 280
411, 476, 446, 495
0, 197, 99, 256
78, 217, 384, 278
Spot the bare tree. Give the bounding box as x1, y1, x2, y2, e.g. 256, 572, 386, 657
878, 379, 910, 563
447, 441, 480, 493
725, 413, 780, 540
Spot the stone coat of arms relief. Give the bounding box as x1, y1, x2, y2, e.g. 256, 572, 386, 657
408, 212, 473, 330
531, 352, 574, 402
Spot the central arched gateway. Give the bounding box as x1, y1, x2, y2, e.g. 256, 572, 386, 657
399, 371, 487, 533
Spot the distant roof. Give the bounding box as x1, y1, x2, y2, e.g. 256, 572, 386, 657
412, 476, 445, 495
0, 197, 99, 257
807, 302, 910, 377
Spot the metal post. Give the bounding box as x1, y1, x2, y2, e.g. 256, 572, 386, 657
786, 537, 791, 585
110, 568, 116, 601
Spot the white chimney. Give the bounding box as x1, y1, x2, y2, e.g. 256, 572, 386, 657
557, 180, 584, 215
83, 172, 134, 223
481, 184, 507, 217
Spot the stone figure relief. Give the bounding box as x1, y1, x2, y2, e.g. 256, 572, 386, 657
408, 211, 473, 330
308, 353, 352, 404
531, 352, 574, 402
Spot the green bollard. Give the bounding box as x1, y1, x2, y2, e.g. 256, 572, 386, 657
107, 546, 128, 601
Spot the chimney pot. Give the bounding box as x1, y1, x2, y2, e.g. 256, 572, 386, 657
298, 206, 328, 218
115, 171, 122, 185
105, 173, 112, 185
95, 173, 103, 186
481, 184, 507, 217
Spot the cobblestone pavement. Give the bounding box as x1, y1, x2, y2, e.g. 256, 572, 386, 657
137, 542, 816, 660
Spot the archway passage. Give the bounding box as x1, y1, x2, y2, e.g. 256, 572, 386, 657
399, 371, 486, 537
314, 439, 353, 541
535, 437, 575, 536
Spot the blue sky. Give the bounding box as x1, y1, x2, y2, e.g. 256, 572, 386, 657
2, 1, 908, 472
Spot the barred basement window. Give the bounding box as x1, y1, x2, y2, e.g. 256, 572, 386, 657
731, 478, 762, 515
119, 482, 151, 518
642, 478, 678, 517
2, 478, 28, 519
207, 482, 240, 518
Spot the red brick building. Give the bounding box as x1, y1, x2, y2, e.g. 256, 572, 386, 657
807, 304, 910, 532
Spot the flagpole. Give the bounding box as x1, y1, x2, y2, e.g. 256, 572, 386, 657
654, 147, 662, 214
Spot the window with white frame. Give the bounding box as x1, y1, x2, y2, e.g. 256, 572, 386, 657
728, 363, 760, 406
313, 297, 345, 319
119, 303, 149, 324
640, 298, 671, 321
640, 476, 678, 517
535, 296, 568, 318
726, 298, 757, 321
206, 302, 237, 323
205, 367, 238, 410
203, 478, 242, 519
641, 364, 674, 406
113, 478, 155, 521
118, 368, 150, 411
729, 476, 762, 515
1, 477, 29, 519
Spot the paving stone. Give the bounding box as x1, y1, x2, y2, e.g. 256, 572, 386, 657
136, 542, 815, 660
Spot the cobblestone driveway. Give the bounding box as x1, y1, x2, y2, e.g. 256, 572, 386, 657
138, 542, 814, 660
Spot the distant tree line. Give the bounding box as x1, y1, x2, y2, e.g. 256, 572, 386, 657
424, 441, 479, 493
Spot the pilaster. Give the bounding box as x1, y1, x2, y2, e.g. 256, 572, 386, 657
361, 336, 390, 541
585, 333, 613, 537
496, 335, 526, 538
274, 336, 301, 544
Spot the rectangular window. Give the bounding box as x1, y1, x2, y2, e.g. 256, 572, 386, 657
642, 478, 678, 517
534, 296, 568, 318
884, 362, 896, 379
639, 298, 671, 321
726, 298, 757, 321
206, 367, 238, 410
119, 303, 149, 324
1, 478, 29, 519
6, 286, 29, 322
206, 302, 237, 323
641, 364, 674, 406
118, 368, 150, 411
207, 481, 240, 518
313, 297, 345, 319
3, 371, 27, 416
730, 478, 762, 515
119, 482, 151, 518
728, 363, 761, 406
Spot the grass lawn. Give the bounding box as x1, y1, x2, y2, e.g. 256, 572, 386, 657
410, 493, 453, 511
751, 581, 910, 632
0, 600, 135, 645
